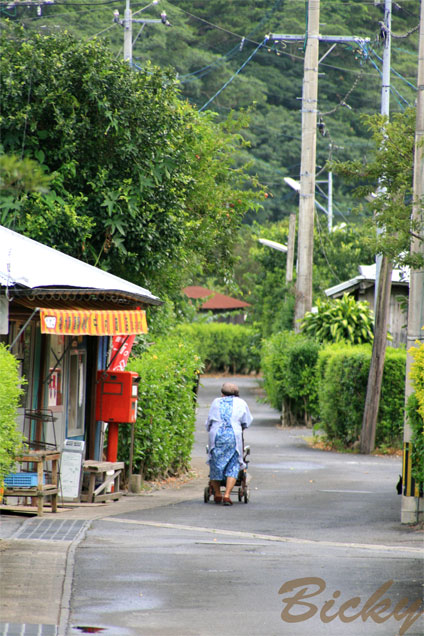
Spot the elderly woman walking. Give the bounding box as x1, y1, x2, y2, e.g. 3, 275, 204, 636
205, 382, 253, 505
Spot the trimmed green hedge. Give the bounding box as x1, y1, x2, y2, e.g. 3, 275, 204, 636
409, 343, 424, 486
174, 323, 261, 374
0, 344, 23, 483
121, 334, 203, 480
317, 344, 406, 447
261, 334, 406, 449
261, 331, 320, 426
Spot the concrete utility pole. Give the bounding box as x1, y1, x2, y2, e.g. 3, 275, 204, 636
269, 11, 369, 331
360, 0, 393, 454
401, 0, 424, 524
286, 213, 296, 284
114, 0, 170, 65
295, 0, 320, 327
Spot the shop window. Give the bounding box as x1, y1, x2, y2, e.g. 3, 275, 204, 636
68, 349, 86, 437
47, 335, 65, 408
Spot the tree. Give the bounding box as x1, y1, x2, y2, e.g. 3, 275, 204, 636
0, 25, 262, 294
330, 108, 421, 453
330, 109, 421, 268
7, 0, 420, 226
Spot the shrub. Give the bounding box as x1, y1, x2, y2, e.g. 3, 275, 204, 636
300, 293, 374, 344
261, 331, 320, 426
317, 343, 406, 447
406, 393, 424, 487
121, 334, 204, 480
0, 344, 23, 483
408, 343, 424, 486
174, 322, 261, 374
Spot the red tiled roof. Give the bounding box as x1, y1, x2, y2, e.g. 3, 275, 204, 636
183, 286, 251, 310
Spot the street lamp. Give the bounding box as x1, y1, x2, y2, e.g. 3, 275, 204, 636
258, 238, 295, 284
258, 238, 288, 253
284, 175, 333, 232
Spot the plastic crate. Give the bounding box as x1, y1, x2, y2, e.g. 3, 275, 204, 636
4, 472, 45, 488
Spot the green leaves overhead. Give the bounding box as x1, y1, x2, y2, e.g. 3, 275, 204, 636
0, 25, 262, 294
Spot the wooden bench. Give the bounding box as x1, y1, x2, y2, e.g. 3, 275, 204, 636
81, 460, 125, 503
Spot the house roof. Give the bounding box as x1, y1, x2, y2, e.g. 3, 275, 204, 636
325, 263, 410, 298
0, 225, 161, 308
183, 286, 251, 311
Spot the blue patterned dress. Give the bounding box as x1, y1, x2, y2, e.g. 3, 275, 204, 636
209, 396, 240, 481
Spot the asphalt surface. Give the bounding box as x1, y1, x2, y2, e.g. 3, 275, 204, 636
0, 375, 423, 636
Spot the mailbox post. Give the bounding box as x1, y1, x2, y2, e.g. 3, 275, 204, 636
95, 370, 139, 462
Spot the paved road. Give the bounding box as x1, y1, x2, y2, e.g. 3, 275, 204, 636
66, 375, 423, 636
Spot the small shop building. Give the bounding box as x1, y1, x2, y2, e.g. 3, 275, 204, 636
0, 225, 161, 469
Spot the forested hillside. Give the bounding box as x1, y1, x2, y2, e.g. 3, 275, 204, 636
4, 0, 419, 227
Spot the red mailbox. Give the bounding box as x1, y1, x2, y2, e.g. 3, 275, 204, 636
95, 370, 139, 423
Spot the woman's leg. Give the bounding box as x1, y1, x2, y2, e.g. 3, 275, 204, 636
211, 479, 222, 497
224, 476, 237, 499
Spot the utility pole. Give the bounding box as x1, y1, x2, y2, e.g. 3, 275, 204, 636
113, 0, 170, 66
327, 171, 333, 232
286, 213, 296, 284
269, 14, 369, 331
360, 0, 393, 454
401, 0, 424, 523
294, 0, 320, 327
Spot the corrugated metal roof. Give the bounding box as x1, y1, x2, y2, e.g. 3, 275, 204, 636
325, 263, 410, 297
0, 225, 160, 305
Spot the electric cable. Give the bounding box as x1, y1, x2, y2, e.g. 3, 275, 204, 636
198, 38, 267, 112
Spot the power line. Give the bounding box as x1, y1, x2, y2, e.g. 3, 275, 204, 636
198, 39, 267, 112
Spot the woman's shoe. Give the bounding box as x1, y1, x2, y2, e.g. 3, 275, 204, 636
214, 494, 223, 504
223, 496, 233, 506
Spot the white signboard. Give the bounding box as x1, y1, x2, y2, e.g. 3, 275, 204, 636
60, 440, 85, 501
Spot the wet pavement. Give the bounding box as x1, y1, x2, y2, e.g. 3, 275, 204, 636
0, 375, 423, 636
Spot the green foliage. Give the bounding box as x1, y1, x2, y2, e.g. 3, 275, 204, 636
300, 293, 374, 344
406, 394, 424, 487
0, 344, 24, 483
330, 109, 422, 269
408, 342, 424, 485
122, 335, 204, 479
9, 1, 419, 225
0, 24, 262, 295
261, 331, 320, 426
317, 344, 405, 447
230, 221, 375, 339
174, 323, 261, 374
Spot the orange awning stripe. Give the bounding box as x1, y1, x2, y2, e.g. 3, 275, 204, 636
40, 309, 148, 336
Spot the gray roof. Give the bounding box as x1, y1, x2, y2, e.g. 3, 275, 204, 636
0, 225, 160, 305
325, 263, 410, 297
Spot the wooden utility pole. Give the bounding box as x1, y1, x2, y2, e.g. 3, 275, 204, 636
286, 213, 296, 284
401, 0, 424, 523
360, 255, 393, 453
294, 0, 320, 329
360, 0, 392, 454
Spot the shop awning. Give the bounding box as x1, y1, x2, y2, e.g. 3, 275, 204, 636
40, 308, 148, 335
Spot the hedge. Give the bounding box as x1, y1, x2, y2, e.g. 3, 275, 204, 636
261, 331, 320, 426
120, 334, 204, 480
0, 344, 23, 483
174, 322, 261, 374
261, 334, 406, 449
317, 343, 406, 447
408, 343, 424, 486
